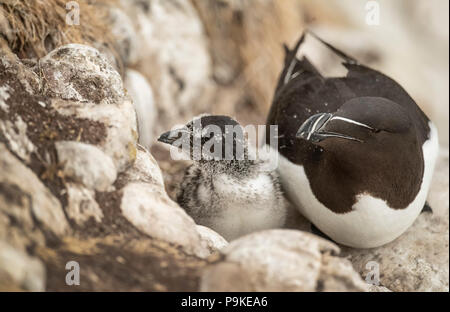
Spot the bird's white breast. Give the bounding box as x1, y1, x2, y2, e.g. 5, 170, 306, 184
200, 173, 285, 241
272, 122, 439, 248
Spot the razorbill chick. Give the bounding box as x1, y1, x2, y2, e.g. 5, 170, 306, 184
266, 32, 439, 248
158, 115, 287, 241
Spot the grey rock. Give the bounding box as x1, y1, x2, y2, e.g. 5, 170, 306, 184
118, 145, 164, 187
117, 146, 209, 257
55, 141, 117, 192
43, 44, 138, 172
107, 6, 140, 66
124, 69, 156, 149
200, 230, 369, 291
123, 0, 215, 132
0, 116, 35, 163
40, 44, 124, 105
120, 182, 208, 257
65, 183, 104, 225
0, 240, 46, 291
196, 225, 228, 254
0, 142, 69, 240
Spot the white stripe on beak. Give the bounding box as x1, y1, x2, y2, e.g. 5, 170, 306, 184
330, 116, 374, 130
307, 113, 328, 140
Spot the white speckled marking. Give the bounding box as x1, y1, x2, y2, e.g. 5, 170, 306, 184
206, 173, 286, 241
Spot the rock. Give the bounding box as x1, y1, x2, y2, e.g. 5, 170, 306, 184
65, 183, 104, 225
0, 240, 46, 291
117, 145, 164, 188
43, 44, 138, 172
155, 147, 192, 201
318, 253, 368, 292
2, 44, 216, 290
369, 285, 392, 292
38, 235, 208, 291
55, 141, 117, 192
114, 145, 209, 257
342, 152, 449, 292
0, 84, 11, 112
0, 116, 35, 163
200, 230, 368, 291
107, 6, 140, 66
40, 44, 124, 105
92, 153, 216, 262
51, 96, 137, 173
0, 142, 69, 242
125, 0, 215, 132
120, 182, 207, 257
124, 69, 156, 149
196, 225, 228, 254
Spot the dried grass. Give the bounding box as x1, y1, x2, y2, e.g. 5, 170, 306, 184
0, 0, 122, 73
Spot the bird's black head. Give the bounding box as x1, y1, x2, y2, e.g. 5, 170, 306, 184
296, 96, 424, 211
296, 97, 416, 149
158, 114, 248, 162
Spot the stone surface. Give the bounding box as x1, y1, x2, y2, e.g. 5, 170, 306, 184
124, 0, 215, 132
38, 235, 209, 292
124, 69, 156, 149
120, 182, 207, 257
200, 230, 369, 292
55, 141, 117, 192
0, 240, 46, 291
107, 6, 140, 66
0, 116, 35, 163
112, 145, 209, 257
39, 44, 124, 105
0, 143, 69, 241
65, 183, 104, 225
196, 225, 228, 254
117, 145, 165, 187
43, 44, 138, 172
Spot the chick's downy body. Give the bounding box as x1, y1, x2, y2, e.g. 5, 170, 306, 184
178, 159, 286, 241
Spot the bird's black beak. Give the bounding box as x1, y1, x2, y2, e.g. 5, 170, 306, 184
296, 113, 362, 143
158, 128, 189, 145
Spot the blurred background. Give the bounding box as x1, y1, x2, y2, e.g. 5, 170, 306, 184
1, 0, 448, 150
